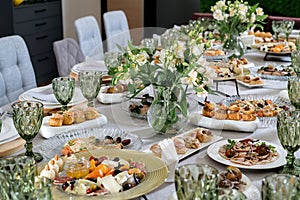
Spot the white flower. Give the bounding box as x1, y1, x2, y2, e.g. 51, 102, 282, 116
229, 7, 236, 17
175, 41, 186, 59
238, 4, 248, 14
181, 70, 198, 85
191, 44, 204, 57
213, 9, 224, 21
256, 7, 264, 16
135, 52, 149, 66
215, 0, 226, 9
250, 13, 256, 23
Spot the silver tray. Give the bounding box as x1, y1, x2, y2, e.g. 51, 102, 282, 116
222, 94, 292, 127
251, 64, 295, 81
38, 128, 143, 160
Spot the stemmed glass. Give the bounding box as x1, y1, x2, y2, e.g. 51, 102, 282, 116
11, 101, 44, 162
272, 20, 284, 42
288, 76, 300, 109
282, 20, 295, 42
78, 70, 102, 107
277, 110, 300, 175
52, 77, 75, 112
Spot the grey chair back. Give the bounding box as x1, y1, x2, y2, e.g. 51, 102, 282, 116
103, 10, 131, 52
74, 16, 104, 60
53, 38, 85, 77
0, 35, 37, 107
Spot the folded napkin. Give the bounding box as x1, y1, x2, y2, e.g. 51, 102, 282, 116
29, 91, 58, 103
159, 139, 178, 182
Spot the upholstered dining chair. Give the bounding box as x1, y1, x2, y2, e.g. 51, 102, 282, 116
53, 38, 85, 77
0, 35, 37, 107
103, 10, 131, 52
74, 15, 104, 60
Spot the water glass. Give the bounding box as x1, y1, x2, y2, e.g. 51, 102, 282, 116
261, 174, 300, 200
33, 177, 53, 200
272, 20, 284, 41
78, 70, 102, 107
0, 155, 37, 200
288, 76, 300, 109
204, 188, 246, 200
277, 110, 300, 175
291, 50, 300, 76
141, 38, 158, 52
52, 77, 75, 112
282, 20, 295, 42
12, 101, 44, 162
175, 164, 219, 200
104, 51, 122, 69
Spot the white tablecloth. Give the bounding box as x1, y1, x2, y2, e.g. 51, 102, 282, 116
1, 50, 298, 200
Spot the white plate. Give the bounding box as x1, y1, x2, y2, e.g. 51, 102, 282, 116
38, 128, 143, 161
207, 139, 287, 169
146, 128, 223, 161
39, 114, 108, 139
190, 112, 260, 132
71, 60, 106, 74
236, 80, 264, 88
97, 86, 128, 104
19, 85, 87, 109
0, 117, 19, 144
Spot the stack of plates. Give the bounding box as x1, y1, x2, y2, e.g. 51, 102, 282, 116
0, 117, 24, 157
18, 84, 86, 110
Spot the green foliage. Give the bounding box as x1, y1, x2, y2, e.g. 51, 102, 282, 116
200, 0, 300, 17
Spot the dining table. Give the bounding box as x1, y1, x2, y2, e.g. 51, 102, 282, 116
0, 49, 299, 200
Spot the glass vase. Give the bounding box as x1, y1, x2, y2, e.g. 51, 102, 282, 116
223, 33, 245, 59
147, 85, 188, 135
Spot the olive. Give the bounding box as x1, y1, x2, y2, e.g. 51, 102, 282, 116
225, 148, 235, 158
114, 169, 122, 176
123, 183, 133, 191
116, 137, 122, 143
105, 135, 113, 140
62, 182, 69, 191
121, 139, 131, 146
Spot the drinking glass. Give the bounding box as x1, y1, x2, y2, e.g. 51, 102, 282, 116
277, 110, 300, 175
33, 177, 53, 200
52, 77, 75, 112
78, 70, 102, 107
282, 20, 295, 42
261, 174, 300, 200
12, 101, 44, 162
291, 50, 300, 76
204, 188, 247, 200
175, 164, 219, 200
104, 51, 122, 69
288, 76, 300, 110
0, 155, 37, 200
141, 38, 158, 52
272, 21, 284, 41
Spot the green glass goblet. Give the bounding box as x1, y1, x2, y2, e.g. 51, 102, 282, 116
175, 164, 219, 200
291, 50, 300, 76
261, 174, 300, 200
277, 110, 300, 175
288, 76, 300, 109
11, 101, 44, 162
204, 188, 246, 200
0, 155, 37, 200
78, 70, 102, 107
52, 77, 75, 112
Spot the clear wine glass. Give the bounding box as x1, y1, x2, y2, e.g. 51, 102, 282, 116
288, 76, 300, 109
282, 20, 295, 42
272, 20, 284, 42
277, 110, 300, 175
52, 77, 75, 112
78, 70, 102, 107
11, 101, 44, 162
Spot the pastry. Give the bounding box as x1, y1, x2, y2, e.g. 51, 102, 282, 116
183, 135, 201, 149
53, 154, 64, 171
63, 110, 75, 125
84, 107, 99, 120
73, 109, 86, 123
49, 113, 63, 127
172, 137, 188, 154
214, 103, 228, 120
196, 128, 213, 143
48, 159, 59, 174
227, 110, 242, 120
150, 143, 162, 158
40, 164, 56, 180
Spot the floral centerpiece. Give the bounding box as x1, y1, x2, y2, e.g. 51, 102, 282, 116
211, 0, 268, 57
108, 29, 213, 134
